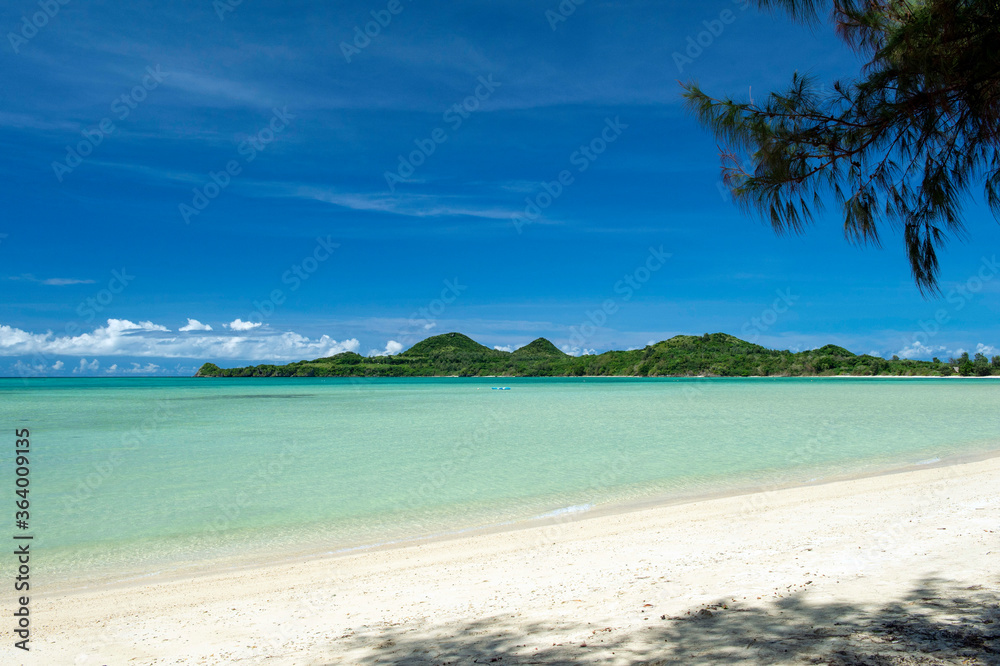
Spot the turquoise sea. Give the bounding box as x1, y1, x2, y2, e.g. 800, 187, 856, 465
2, 377, 998, 591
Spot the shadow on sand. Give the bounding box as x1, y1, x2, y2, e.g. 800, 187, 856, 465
323, 577, 999, 665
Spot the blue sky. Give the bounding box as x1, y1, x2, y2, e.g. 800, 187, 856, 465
2, 0, 998, 376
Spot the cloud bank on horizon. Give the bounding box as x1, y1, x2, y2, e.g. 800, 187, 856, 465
0, 319, 360, 375
0, 318, 996, 377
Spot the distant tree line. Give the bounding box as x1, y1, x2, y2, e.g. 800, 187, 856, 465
195, 332, 1000, 378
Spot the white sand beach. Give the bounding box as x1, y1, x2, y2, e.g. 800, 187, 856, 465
19, 455, 1000, 665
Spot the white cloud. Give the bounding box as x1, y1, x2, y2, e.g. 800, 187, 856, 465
42, 278, 97, 286
560, 345, 596, 357
895, 342, 948, 360
122, 362, 161, 375
226, 319, 261, 331
975, 343, 998, 357
893, 343, 1000, 361
275, 186, 522, 221
179, 318, 213, 332
104, 362, 160, 375
12, 361, 46, 376
167, 70, 270, 107
369, 340, 404, 357
0, 112, 79, 131
52, 360, 64, 370
494, 344, 515, 353
72, 358, 100, 374
0, 319, 361, 361
7, 274, 96, 286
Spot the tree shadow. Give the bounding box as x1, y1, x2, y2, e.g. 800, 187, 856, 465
318, 577, 1000, 665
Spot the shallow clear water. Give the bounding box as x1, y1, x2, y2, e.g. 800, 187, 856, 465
2, 377, 998, 588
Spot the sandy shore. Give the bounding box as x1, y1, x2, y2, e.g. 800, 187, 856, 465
14, 456, 1000, 665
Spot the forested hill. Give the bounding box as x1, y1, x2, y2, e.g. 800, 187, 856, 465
195, 332, 999, 378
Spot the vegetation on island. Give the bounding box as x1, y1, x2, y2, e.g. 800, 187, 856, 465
195, 332, 1000, 378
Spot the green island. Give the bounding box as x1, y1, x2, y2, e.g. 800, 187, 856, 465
195, 332, 1000, 378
